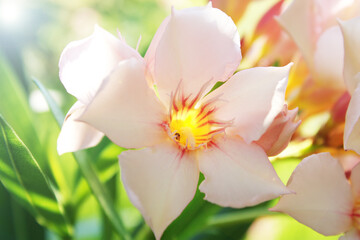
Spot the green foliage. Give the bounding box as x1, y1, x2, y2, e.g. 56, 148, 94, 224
244, 215, 340, 240
0, 1, 347, 239
0, 115, 72, 236
0, 54, 45, 169
32, 77, 65, 127
33, 78, 130, 240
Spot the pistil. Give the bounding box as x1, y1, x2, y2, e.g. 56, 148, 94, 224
163, 83, 231, 150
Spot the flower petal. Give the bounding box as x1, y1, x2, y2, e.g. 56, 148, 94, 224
153, 5, 241, 102
313, 26, 344, 88
78, 58, 166, 149
255, 106, 300, 156
144, 16, 170, 83
278, 0, 354, 68
59, 25, 141, 104
212, 0, 252, 23
209, 63, 292, 143
254, 0, 285, 44
272, 153, 354, 236
344, 84, 360, 155
350, 162, 360, 199
57, 101, 104, 155
198, 137, 289, 208
339, 229, 360, 240
337, 151, 360, 176
119, 141, 199, 240
277, 0, 315, 65
339, 16, 360, 94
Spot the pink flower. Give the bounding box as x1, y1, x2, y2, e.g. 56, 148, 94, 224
278, 0, 360, 117
58, 4, 294, 239
340, 16, 360, 155
272, 153, 360, 239
255, 105, 300, 156
278, 0, 359, 88
245, 0, 298, 67
211, 0, 252, 23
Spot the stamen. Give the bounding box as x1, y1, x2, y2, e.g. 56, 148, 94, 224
164, 80, 230, 150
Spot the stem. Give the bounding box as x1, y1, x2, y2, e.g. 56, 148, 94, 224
101, 176, 118, 240
207, 207, 278, 228
74, 151, 131, 240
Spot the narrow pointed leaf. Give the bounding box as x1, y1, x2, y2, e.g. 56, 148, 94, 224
33, 78, 130, 240
0, 55, 44, 168
32, 77, 65, 126
0, 115, 72, 236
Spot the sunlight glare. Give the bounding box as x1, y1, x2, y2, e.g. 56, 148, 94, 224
0, 1, 23, 27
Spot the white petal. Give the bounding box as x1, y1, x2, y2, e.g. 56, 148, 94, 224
153, 5, 241, 102
277, 0, 314, 65
350, 162, 360, 199
339, 228, 360, 240
119, 141, 199, 239
198, 137, 289, 208
313, 26, 344, 88
78, 58, 166, 149
144, 16, 170, 83
57, 101, 104, 155
339, 16, 360, 94
278, 0, 354, 68
272, 153, 354, 236
344, 84, 360, 155
208, 63, 292, 143
59, 25, 141, 103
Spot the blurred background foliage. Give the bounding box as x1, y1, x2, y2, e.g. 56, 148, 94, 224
0, 0, 344, 239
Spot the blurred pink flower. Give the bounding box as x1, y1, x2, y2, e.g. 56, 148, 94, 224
278, 0, 359, 88
272, 153, 360, 239
271, 18, 360, 239
211, 0, 252, 23
58, 4, 295, 239
244, 0, 298, 67
278, 0, 360, 119
340, 16, 360, 155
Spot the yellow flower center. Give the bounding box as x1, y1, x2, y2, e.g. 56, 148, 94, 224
170, 107, 211, 149
163, 84, 230, 150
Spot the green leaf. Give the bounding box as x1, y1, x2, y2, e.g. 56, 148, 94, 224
0, 115, 72, 236
0, 183, 17, 240
32, 78, 83, 213
0, 54, 45, 169
32, 77, 65, 126
74, 150, 131, 240
161, 175, 221, 240
207, 81, 225, 95
272, 157, 301, 185
207, 205, 276, 228
33, 78, 131, 240
245, 215, 340, 240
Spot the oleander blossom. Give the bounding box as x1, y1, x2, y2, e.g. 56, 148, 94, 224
340, 16, 360, 155
278, 0, 360, 88
57, 4, 295, 239
272, 153, 360, 239
278, 0, 360, 116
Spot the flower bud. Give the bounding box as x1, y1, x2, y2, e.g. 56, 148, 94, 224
256, 105, 300, 156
